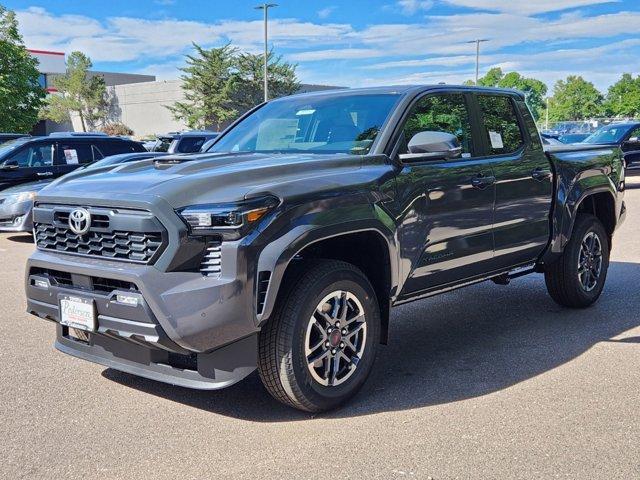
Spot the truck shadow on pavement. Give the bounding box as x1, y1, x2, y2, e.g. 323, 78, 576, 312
6, 234, 33, 243
102, 260, 640, 422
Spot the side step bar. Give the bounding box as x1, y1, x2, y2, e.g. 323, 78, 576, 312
491, 263, 537, 285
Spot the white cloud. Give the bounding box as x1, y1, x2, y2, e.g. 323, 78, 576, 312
13, 5, 639, 92
16, 7, 354, 62
397, 0, 434, 14
289, 48, 384, 61
441, 0, 619, 15
317, 7, 336, 19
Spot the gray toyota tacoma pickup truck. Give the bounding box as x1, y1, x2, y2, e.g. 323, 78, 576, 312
25, 86, 625, 412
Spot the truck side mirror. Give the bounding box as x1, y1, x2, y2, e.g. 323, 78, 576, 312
625, 136, 640, 146
399, 131, 462, 163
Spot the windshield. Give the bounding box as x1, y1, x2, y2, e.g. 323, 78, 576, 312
153, 137, 173, 152
583, 125, 632, 144
210, 93, 401, 155
0, 138, 31, 158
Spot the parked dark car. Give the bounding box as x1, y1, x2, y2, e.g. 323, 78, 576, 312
149, 131, 219, 154
0, 152, 168, 233
558, 133, 590, 144
582, 122, 640, 168
0, 133, 29, 144
0, 132, 146, 192
26, 86, 625, 412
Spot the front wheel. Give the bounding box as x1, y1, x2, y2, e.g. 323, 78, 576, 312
258, 259, 380, 412
544, 214, 610, 308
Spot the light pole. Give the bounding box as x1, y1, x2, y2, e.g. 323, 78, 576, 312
545, 97, 551, 131
255, 3, 278, 102
466, 39, 489, 85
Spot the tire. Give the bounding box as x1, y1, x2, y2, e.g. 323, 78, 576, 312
258, 259, 381, 412
544, 214, 610, 308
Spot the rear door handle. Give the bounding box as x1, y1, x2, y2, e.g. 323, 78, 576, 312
36, 172, 53, 177
532, 168, 552, 181
471, 174, 496, 190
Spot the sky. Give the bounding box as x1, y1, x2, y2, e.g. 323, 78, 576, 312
4, 0, 639, 92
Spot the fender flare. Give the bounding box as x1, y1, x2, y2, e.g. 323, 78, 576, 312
544, 183, 618, 261
255, 220, 399, 326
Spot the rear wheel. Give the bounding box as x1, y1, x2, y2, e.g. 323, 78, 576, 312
258, 260, 380, 412
544, 214, 610, 308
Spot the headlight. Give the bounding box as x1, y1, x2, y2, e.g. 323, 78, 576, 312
4, 191, 36, 205
178, 196, 279, 239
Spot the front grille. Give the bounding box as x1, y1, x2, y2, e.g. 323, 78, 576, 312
30, 267, 139, 293
200, 240, 222, 276
35, 225, 163, 263
33, 204, 167, 265
31, 267, 73, 287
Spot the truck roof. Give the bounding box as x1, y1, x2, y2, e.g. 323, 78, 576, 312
279, 84, 527, 102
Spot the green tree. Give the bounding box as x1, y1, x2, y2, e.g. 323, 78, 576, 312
498, 71, 547, 120
170, 44, 300, 130
604, 73, 640, 118
477, 67, 504, 87
168, 43, 239, 130
0, 5, 45, 133
468, 67, 548, 120
40, 51, 108, 131
548, 76, 603, 121
233, 50, 300, 112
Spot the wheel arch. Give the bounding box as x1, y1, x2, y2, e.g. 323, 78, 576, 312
566, 189, 617, 250
256, 224, 398, 344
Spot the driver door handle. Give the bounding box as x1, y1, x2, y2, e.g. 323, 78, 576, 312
532, 167, 552, 181
471, 173, 496, 190
37, 172, 53, 177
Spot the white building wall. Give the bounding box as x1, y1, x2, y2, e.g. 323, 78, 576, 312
109, 80, 188, 137
28, 50, 66, 74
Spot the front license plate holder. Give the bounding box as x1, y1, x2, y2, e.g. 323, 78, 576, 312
59, 295, 97, 332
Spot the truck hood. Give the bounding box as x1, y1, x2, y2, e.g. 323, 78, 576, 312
39, 152, 373, 208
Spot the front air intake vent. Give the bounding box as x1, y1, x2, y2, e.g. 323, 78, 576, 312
200, 241, 222, 276
257, 271, 271, 314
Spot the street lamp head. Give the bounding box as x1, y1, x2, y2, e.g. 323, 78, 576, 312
466, 39, 490, 44
255, 3, 278, 9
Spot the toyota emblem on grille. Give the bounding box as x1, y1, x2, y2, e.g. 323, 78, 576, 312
68, 208, 91, 235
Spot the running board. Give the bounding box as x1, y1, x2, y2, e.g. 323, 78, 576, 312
491, 263, 536, 285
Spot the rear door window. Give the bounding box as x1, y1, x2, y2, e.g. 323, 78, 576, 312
477, 95, 525, 155
58, 142, 93, 165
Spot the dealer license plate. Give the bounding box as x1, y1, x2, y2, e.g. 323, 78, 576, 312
59, 296, 96, 332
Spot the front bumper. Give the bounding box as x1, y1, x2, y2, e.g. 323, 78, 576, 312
55, 324, 257, 390
26, 246, 260, 389
0, 200, 33, 232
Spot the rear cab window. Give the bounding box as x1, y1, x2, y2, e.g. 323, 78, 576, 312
477, 95, 525, 155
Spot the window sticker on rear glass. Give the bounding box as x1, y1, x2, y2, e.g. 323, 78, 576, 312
64, 149, 79, 164
489, 131, 504, 149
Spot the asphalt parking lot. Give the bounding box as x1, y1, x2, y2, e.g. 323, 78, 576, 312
1, 183, 639, 480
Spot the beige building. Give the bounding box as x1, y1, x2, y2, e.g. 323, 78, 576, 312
108, 81, 344, 137
108, 80, 187, 137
